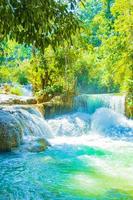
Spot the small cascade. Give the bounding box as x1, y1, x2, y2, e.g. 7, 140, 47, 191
2, 106, 52, 139
91, 108, 133, 139
0, 106, 52, 151
47, 108, 133, 140
47, 112, 90, 137
0, 96, 133, 199
74, 94, 126, 114
21, 84, 33, 97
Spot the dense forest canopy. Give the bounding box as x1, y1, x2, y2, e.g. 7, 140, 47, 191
0, 0, 132, 101
0, 0, 82, 50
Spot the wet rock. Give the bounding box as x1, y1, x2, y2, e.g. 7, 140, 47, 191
26, 138, 50, 152
0, 94, 37, 105
0, 106, 51, 152
0, 110, 22, 152
42, 95, 74, 119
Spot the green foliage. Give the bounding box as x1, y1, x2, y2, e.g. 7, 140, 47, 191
76, 0, 132, 93
0, 0, 81, 51
10, 86, 22, 96
13, 64, 29, 85
0, 40, 31, 66
0, 39, 30, 84
93, 0, 133, 92
26, 45, 78, 99
0, 66, 11, 83
0, 0, 132, 100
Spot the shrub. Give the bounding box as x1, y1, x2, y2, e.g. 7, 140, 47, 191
10, 87, 22, 96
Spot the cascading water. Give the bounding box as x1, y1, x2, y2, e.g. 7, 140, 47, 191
0, 95, 133, 200
74, 94, 126, 114
47, 112, 91, 137
0, 106, 52, 152
48, 108, 133, 141
1, 106, 52, 139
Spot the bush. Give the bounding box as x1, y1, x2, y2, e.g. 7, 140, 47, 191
16, 71, 29, 85
3, 84, 11, 93
10, 87, 22, 96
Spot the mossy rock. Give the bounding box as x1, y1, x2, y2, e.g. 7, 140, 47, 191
125, 94, 133, 118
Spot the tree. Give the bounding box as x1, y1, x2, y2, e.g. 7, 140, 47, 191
0, 39, 30, 84
0, 0, 82, 51
93, 0, 133, 92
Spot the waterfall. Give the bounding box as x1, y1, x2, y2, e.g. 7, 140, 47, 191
47, 108, 133, 140
0, 94, 131, 152
0, 106, 52, 151
1, 106, 52, 139
91, 108, 133, 139
73, 94, 126, 114
47, 93, 132, 140
21, 84, 33, 97
47, 112, 91, 137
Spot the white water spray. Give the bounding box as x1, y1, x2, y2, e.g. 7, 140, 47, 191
1, 106, 53, 139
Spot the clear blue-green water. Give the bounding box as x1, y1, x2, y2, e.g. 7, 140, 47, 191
0, 108, 133, 200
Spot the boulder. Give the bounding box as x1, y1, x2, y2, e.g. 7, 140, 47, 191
26, 138, 50, 152
0, 110, 22, 152
0, 107, 51, 152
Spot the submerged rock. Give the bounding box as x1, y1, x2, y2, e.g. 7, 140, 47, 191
26, 138, 50, 152
0, 106, 51, 152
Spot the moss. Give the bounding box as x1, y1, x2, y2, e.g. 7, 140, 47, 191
125, 93, 133, 118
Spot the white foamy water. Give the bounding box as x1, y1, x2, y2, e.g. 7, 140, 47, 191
47, 112, 91, 137
1, 106, 53, 139
0, 96, 133, 199
46, 107, 133, 198
47, 108, 133, 143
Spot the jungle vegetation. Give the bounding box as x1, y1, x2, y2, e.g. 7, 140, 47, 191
0, 0, 132, 100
